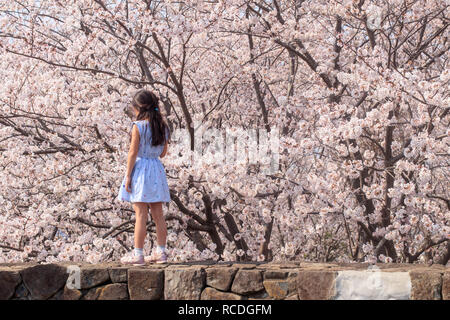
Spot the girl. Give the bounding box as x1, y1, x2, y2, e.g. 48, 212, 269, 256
117, 89, 171, 265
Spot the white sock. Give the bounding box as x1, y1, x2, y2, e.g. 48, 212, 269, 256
157, 245, 166, 253
134, 248, 144, 257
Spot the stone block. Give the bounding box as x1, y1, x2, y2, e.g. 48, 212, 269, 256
206, 267, 237, 291
264, 269, 289, 280
108, 267, 128, 283
0, 270, 21, 299
20, 264, 68, 300
79, 266, 110, 289
128, 269, 164, 300
247, 290, 271, 300
98, 283, 128, 300
409, 271, 442, 300
231, 269, 264, 295
297, 271, 336, 300
48, 288, 64, 300
81, 287, 102, 300
263, 278, 296, 299
200, 287, 243, 300
164, 267, 206, 300
442, 272, 449, 300
12, 282, 30, 300
63, 286, 82, 300
284, 293, 299, 300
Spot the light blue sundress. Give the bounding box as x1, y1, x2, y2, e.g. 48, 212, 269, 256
117, 120, 171, 203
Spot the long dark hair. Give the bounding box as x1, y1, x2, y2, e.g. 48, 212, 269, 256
130, 89, 170, 146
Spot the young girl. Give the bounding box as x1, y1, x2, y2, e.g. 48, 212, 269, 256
117, 89, 171, 265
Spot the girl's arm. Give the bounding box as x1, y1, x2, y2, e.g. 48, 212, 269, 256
160, 127, 169, 158
160, 140, 168, 158
126, 124, 140, 177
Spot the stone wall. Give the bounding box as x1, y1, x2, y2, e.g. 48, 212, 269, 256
0, 261, 448, 300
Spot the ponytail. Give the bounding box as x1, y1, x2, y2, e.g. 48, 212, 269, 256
129, 89, 170, 146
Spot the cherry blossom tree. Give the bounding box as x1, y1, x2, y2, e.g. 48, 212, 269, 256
0, 0, 448, 265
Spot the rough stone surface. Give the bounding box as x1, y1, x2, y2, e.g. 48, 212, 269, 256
98, 283, 128, 300
409, 271, 442, 300
257, 262, 300, 269
263, 278, 296, 299
128, 269, 164, 300
247, 290, 271, 300
231, 263, 257, 269
0, 270, 21, 300
231, 269, 264, 295
108, 267, 128, 283
81, 286, 102, 300
443, 272, 450, 300
48, 288, 65, 300
264, 270, 289, 280
206, 267, 237, 291
63, 286, 82, 300
20, 264, 69, 300
285, 293, 299, 300
297, 271, 336, 300
201, 287, 243, 300
12, 283, 30, 300
164, 267, 206, 300
79, 266, 110, 289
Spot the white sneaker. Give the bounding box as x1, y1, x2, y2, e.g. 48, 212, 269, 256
144, 250, 168, 264
120, 253, 145, 266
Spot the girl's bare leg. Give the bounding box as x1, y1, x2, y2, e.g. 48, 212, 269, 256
132, 202, 149, 249
150, 202, 167, 246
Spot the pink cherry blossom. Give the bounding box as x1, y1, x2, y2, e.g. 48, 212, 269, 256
0, 0, 448, 266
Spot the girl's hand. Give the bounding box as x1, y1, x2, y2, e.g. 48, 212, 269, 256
125, 176, 132, 193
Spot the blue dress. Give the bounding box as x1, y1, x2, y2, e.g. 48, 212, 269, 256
117, 120, 171, 203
